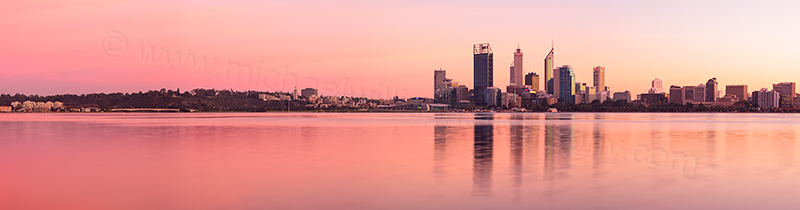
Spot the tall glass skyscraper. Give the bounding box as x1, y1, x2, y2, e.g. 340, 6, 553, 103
593, 66, 605, 94
706, 78, 718, 102
510, 46, 523, 86
557, 65, 575, 104
434, 69, 447, 103
473, 43, 493, 106
544, 46, 554, 95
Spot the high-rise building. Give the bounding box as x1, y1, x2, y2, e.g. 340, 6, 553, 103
648, 78, 663, 94
556, 65, 575, 104
510, 46, 523, 86
683, 86, 695, 103
706, 78, 718, 102
575, 82, 587, 94
473, 43, 494, 106
301, 88, 318, 98
669, 85, 685, 104
525, 72, 539, 91
293, 86, 299, 100
454, 85, 470, 103
725, 85, 748, 102
772, 82, 796, 107
593, 66, 605, 94
754, 88, 780, 109
544, 45, 554, 95
694, 84, 706, 102
484, 87, 501, 107
434, 69, 447, 102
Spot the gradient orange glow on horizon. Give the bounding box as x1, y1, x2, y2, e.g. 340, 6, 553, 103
2, 0, 799, 99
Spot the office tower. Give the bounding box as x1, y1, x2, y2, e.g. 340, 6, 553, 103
593, 66, 605, 94
725, 85, 748, 101
706, 78, 718, 102
293, 86, 299, 100
648, 78, 663, 93
473, 43, 494, 106
575, 83, 588, 94
544, 45, 554, 94
669, 85, 685, 104
525, 72, 539, 91
751, 90, 760, 107
301, 88, 318, 98
485, 87, 501, 106
613, 91, 631, 102
772, 82, 796, 107
510, 47, 523, 86
556, 65, 575, 104
455, 85, 470, 103
755, 88, 780, 109
694, 84, 706, 102
434, 69, 447, 102
683, 86, 695, 103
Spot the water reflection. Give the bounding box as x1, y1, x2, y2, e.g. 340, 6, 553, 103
5, 113, 800, 209
473, 113, 494, 196
509, 114, 524, 200
434, 125, 447, 181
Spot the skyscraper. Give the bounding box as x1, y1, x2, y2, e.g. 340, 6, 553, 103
593, 66, 605, 95
556, 65, 575, 104
669, 85, 685, 104
754, 88, 780, 109
772, 82, 796, 107
544, 45, 554, 95
525, 72, 539, 91
434, 69, 447, 102
510, 46, 523, 86
706, 78, 718, 102
694, 84, 706, 102
648, 78, 663, 94
683, 86, 695, 103
473, 43, 493, 106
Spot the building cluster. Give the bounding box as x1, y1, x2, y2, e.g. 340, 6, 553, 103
257, 87, 379, 109
643, 78, 796, 110
429, 43, 629, 111
423, 42, 798, 112
3, 101, 65, 112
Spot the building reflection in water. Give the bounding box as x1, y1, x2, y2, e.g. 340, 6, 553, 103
544, 113, 574, 199
433, 124, 448, 182
592, 114, 606, 194
473, 113, 494, 196
509, 114, 524, 201
592, 114, 605, 174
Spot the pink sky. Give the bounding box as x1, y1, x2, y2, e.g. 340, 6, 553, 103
1, 0, 799, 99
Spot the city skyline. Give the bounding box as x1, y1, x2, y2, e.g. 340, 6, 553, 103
2, 1, 800, 99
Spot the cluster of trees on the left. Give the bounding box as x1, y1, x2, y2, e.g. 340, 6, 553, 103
0, 88, 354, 112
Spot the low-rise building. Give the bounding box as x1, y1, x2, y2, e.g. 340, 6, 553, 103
613, 91, 631, 102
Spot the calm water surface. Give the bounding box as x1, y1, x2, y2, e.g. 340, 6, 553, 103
1, 113, 799, 209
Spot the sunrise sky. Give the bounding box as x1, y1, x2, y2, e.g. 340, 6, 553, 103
1, 0, 799, 99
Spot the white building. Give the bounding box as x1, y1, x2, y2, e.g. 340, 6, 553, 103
757, 88, 780, 110
648, 78, 663, 94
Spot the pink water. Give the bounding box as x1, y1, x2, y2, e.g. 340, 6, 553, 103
1, 113, 798, 209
